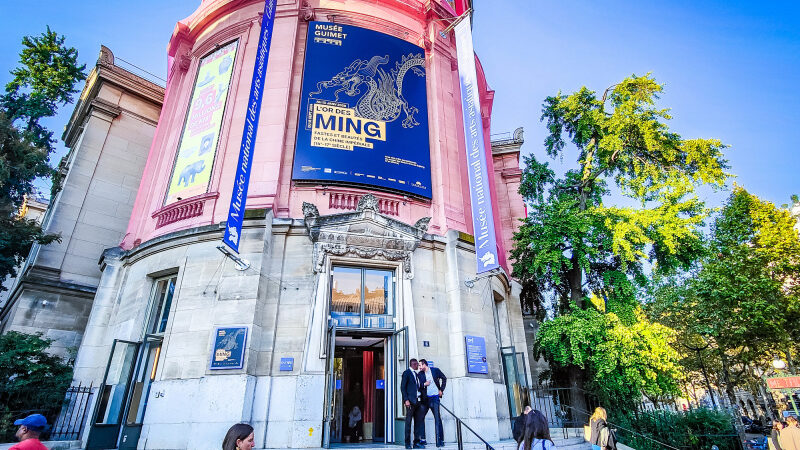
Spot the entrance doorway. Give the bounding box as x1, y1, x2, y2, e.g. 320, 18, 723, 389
323, 326, 408, 448
330, 336, 386, 445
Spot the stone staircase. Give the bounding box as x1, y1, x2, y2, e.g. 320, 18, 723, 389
327, 435, 592, 450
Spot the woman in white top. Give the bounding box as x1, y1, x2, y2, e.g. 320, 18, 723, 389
518, 410, 556, 450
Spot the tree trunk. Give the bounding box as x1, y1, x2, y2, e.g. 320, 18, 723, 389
568, 367, 590, 425
720, 351, 747, 444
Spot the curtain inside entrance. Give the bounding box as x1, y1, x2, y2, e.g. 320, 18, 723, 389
362, 350, 374, 424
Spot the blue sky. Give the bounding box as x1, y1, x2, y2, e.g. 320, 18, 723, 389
1, 0, 797, 207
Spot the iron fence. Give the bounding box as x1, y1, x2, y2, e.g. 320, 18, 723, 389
0, 383, 93, 443
521, 386, 742, 450
50, 383, 93, 441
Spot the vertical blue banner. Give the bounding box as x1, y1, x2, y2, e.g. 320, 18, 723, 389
223, 0, 277, 252
454, 17, 500, 273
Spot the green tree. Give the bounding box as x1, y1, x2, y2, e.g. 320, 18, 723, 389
0, 28, 85, 290
535, 306, 682, 408
512, 74, 729, 405
648, 187, 800, 409
0, 331, 73, 441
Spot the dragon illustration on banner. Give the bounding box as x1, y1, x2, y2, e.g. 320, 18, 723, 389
309, 53, 425, 128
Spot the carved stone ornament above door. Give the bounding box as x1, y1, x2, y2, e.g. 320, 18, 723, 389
303, 194, 431, 278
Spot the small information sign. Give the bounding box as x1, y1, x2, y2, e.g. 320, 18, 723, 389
465, 335, 488, 374
280, 357, 294, 371
766, 376, 800, 390
210, 326, 248, 370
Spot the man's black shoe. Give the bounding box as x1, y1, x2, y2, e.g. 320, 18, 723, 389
406, 446, 413, 449
413, 444, 426, 449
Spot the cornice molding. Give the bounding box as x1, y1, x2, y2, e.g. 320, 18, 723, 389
303, 194, 430, 278
63, 46, 165, 147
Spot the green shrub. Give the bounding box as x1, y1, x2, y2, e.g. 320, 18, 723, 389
0, 331, 73, 442
611, 408, 739, 450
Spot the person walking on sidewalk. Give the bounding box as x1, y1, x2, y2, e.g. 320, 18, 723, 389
9, 414, 48, 450
519, 410, 556, 450
418, 359, 448, 448
514, 406, 533, 444
589, 407, 616, 450
781, 416, 800, 450
770, 420, 784, 450
222, 423, 255, 450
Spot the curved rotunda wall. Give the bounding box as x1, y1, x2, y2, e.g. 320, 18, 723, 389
121, 0, 502, 261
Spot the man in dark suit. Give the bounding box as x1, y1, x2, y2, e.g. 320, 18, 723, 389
418, 359, 447, 447
401, 358, 424, 449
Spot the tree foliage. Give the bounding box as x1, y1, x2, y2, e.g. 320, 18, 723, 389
648, 187, 800, 406
512, 74, 730, 400
0, 331, 73, 441
513, 74, 729, 315
0, 28, 85, 290
536, 305, 682, 407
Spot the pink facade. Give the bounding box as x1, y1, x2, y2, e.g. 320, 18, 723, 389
121, 0, 524, 272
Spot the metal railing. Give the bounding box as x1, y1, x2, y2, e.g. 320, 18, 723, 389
562, 404, 679, 450
50, 383, 93, 440
0, 383, 93, 442
439, 403, 495, 450
523, 386, 742, 450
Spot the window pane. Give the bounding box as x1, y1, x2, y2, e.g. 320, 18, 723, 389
364, 269, 391, 315
157, 279, 175, 333
149, 281, 168, 334
331, 267, 361, 314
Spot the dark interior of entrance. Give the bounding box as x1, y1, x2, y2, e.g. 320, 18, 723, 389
332, 336, 385, 444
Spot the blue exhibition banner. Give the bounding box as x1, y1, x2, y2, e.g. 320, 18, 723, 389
465, 335, 488, 374
210, 326, 248, 370
454, 17, 500, 274
292, 21, 432, 198
223, 0, 277, 253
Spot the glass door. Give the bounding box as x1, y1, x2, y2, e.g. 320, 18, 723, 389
390, 327, 409, 444
322, 323, 338, 448
86, 340, 140, 450
501, 346, 530, 419
119, 336, 163, 449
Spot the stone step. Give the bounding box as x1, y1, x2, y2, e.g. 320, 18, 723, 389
324, 437, 591, 450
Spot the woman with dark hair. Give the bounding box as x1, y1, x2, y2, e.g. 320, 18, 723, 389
222, 423, 255, 450
770, 420, 784, 450
519, 410, 556, 450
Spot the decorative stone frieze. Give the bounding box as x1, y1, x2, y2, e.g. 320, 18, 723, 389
303, 194, 430, 278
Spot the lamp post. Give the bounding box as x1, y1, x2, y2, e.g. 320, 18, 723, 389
771, 356, 800, 417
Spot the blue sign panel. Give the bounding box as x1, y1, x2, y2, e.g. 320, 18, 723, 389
210, 326, 248, 370
465, 335, 488, 374
454, 18, 500, 273
292, 21, 432, 198
280, 357, 294, 371
336, 379, 342, 390
223, 0, 277, 253
376, 379, 385, 389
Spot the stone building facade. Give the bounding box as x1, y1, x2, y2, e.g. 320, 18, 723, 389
10, 1, 533, 449
0, 47, 164, 357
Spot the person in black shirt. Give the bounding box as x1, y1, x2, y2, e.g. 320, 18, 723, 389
513, 406, 532, 444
